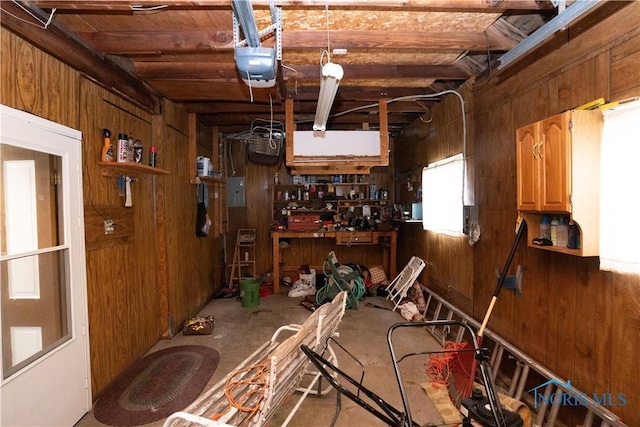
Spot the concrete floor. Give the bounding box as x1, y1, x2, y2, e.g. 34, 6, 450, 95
76, 292, 445, 427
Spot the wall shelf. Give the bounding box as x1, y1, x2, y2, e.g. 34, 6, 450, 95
272, 179, 390, 230
98, 161, 169, 177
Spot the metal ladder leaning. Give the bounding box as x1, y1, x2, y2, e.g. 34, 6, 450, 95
420, 286, 626, 427
228, 229, 256, 289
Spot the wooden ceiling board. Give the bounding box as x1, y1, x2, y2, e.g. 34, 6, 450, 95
282, 51, 463, 66
57, 9, 233, 32
6, 1, 607, 133
280, 10, 500, 32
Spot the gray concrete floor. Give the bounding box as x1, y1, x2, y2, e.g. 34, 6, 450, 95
76, 293, 444, 427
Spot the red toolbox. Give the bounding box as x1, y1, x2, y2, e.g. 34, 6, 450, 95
288, 214, 321, 231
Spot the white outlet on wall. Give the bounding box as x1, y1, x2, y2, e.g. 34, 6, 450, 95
104, 219, 115, 234
463, 205, 478, 236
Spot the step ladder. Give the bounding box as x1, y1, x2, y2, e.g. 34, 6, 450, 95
228, 229, 256, 289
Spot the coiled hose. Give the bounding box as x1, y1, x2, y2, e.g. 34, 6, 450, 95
316, 261, 366, 309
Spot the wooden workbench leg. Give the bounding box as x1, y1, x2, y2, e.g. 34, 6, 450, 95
390, 232, 397, 279
272, 233, 280, 293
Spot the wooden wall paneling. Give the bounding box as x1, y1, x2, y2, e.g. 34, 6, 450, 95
0, 28, 79, 129
520, 242, 551, 365
151, 114, 170, 338
570, 58, 599, 109
163, 118, 221, 334
335, 245, 385, 271
390, 5, 640, 425
545, 72, 573, 120
496, 94, 550, 354
84, 205, 135, 251
594, 51, 611, 102
551, 255, 578, 384
164, 98, 189, 132
473, 100, 516, 332
609, 273, 640, 423
394, 135, 424, 205
592, 268, 612, 396
394, 93, 474, 312
531, 80, 552, 122
84, 249, 117, 395
165, 122, 189, 324
247, 162, 275, 275
277, 238, 387, 284
226, 137, 249, 250
610, 33, 640, 99
78, 78, 161, 396
10, 35, 41, 117
466, 6, 640, 425
572, 257, 602, 394
476, 2, 637, 113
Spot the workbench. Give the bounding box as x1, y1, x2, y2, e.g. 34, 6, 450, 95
271, 230, 397, 293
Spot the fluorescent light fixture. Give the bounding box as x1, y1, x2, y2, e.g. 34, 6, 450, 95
232, 0, 260, 48
313, 62, 344, 132
498, 0, 601, 70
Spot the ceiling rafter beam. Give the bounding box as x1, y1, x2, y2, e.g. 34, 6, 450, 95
79, 30, 515, 54
197, 113, 415, 126
33, 1, 555, 12
180, 100, 429, 114
151, 84, 445, 101
136, 62, 470, 80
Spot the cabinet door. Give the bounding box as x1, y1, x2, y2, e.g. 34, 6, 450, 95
539, 114, 571, 212
516, 122, 539, 211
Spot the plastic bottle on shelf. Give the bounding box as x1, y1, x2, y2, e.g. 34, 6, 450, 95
148, 145, 157, 167
556, 217, 569, 247
127, 134, 135, 162
568, 220, 579, 249
539, 215, 551, 239
101, 128, 114, 162
133, 139, 143, 164
117, 133, 128, 163
550, 216, 559, 246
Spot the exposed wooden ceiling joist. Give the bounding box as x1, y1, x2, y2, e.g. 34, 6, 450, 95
33, 1, 555, 12
2, 0, 606, 135
79, 30, 516, 53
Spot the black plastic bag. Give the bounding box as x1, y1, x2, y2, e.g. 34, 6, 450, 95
195, 183, 210, 237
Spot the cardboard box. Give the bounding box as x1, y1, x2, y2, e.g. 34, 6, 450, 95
183, 316, 215, 335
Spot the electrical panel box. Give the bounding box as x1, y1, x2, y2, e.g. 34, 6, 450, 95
227, 177, 246, 207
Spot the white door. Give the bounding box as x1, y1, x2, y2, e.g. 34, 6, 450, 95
0, 105, 91, 426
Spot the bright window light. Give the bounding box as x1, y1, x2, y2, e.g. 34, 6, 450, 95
599, 101, 640, 274
422, 153, 464, 235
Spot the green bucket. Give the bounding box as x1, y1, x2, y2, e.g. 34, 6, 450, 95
240, 279, 260, 308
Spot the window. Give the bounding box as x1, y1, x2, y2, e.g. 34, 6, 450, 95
599, 101, 640, 274
422, 153, 464, 235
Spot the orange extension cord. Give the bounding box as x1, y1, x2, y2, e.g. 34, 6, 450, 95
424, 341, 468, 386
210, 361, 271, 424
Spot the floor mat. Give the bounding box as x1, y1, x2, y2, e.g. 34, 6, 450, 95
93, 345, 219, 426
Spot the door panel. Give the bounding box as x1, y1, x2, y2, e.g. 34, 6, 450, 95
540, 114, 571, 212
1, 105, 90, 426
516, 122, 539, 211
